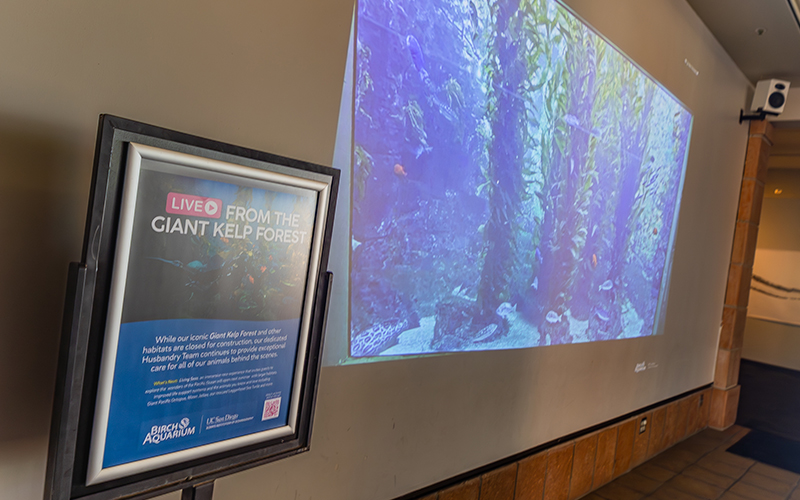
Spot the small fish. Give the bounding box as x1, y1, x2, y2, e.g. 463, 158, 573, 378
592, 254, 598, 268
414, 144, 432, 159
653, 227, 658, 235
599, 280, 613, 291
531, 276, 539, 290
469, 1, 478, 26
496, 302, 517, 318
247, 275, 254, 284
546, 310, 561, 323
394, 163, 407, 177
535, 247, 543, 264
595, 308, 610, 322
406, 35, 429, 81
260, 266, 267, 273
147, 257, 183, 268
473, 323, 499, 342
564, 114, 580, 127
220, 237, 229, 243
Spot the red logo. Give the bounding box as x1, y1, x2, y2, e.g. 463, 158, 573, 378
166, 192, 222, 218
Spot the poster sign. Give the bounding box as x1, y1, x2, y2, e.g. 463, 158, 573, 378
44, 116, 338, 500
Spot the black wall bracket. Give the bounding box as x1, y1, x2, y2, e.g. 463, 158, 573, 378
740, 108, 779, 124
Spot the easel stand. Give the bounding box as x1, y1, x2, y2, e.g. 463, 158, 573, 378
181, 482, 214, 500
45, 269, 333, 500
42, 114, 339, 500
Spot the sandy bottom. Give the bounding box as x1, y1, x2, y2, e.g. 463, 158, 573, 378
379, 299, 646, 356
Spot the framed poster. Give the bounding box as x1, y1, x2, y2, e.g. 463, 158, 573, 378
44, 115, 338, 500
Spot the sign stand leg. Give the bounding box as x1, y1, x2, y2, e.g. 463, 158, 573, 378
181, 481, 214, 500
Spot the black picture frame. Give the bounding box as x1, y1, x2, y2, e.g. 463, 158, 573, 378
44, 115, 339, 500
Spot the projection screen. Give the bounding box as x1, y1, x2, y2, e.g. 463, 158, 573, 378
335, 0, 691, 362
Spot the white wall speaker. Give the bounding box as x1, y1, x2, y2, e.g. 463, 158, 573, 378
751, 79, 790, 114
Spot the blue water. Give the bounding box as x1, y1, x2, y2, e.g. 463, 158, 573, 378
349, 0, 692, 358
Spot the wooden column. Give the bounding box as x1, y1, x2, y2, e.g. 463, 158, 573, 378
710, 120, 773, 429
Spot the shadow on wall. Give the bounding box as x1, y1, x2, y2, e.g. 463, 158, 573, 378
0, 114, 91, 444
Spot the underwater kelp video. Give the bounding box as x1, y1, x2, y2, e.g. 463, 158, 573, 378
349, 0, 692, 358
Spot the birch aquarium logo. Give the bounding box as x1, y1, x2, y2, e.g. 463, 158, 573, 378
142, 417, 196, 445
166, 192, 222, 219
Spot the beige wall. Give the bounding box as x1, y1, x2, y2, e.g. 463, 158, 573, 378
743, 318, 800, 371
742, 193, 800, 370
0, 1, 352, 499
0, 1, 750, 500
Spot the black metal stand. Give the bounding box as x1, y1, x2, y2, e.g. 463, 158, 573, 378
44, 262, 89, 500
181, 482, 214, 500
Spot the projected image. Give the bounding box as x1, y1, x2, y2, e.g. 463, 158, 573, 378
350, 0, 692, 357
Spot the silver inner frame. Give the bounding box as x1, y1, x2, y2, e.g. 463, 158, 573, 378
86, 143, 331, 485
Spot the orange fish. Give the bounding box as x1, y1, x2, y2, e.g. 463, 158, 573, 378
248, 275, 254, 284
394, 163, 407, 177
653, 227, 658, 235
220, 237, 229, 243
260, 266, 267, 273
592, 254, 597, 268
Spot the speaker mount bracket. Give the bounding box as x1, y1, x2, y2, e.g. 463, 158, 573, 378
740, 108, 779, 124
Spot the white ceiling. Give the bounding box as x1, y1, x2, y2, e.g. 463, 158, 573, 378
687, 0, 800, 86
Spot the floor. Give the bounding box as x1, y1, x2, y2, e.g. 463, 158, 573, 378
585, 425, 800, 500
737, 360, 800, 442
